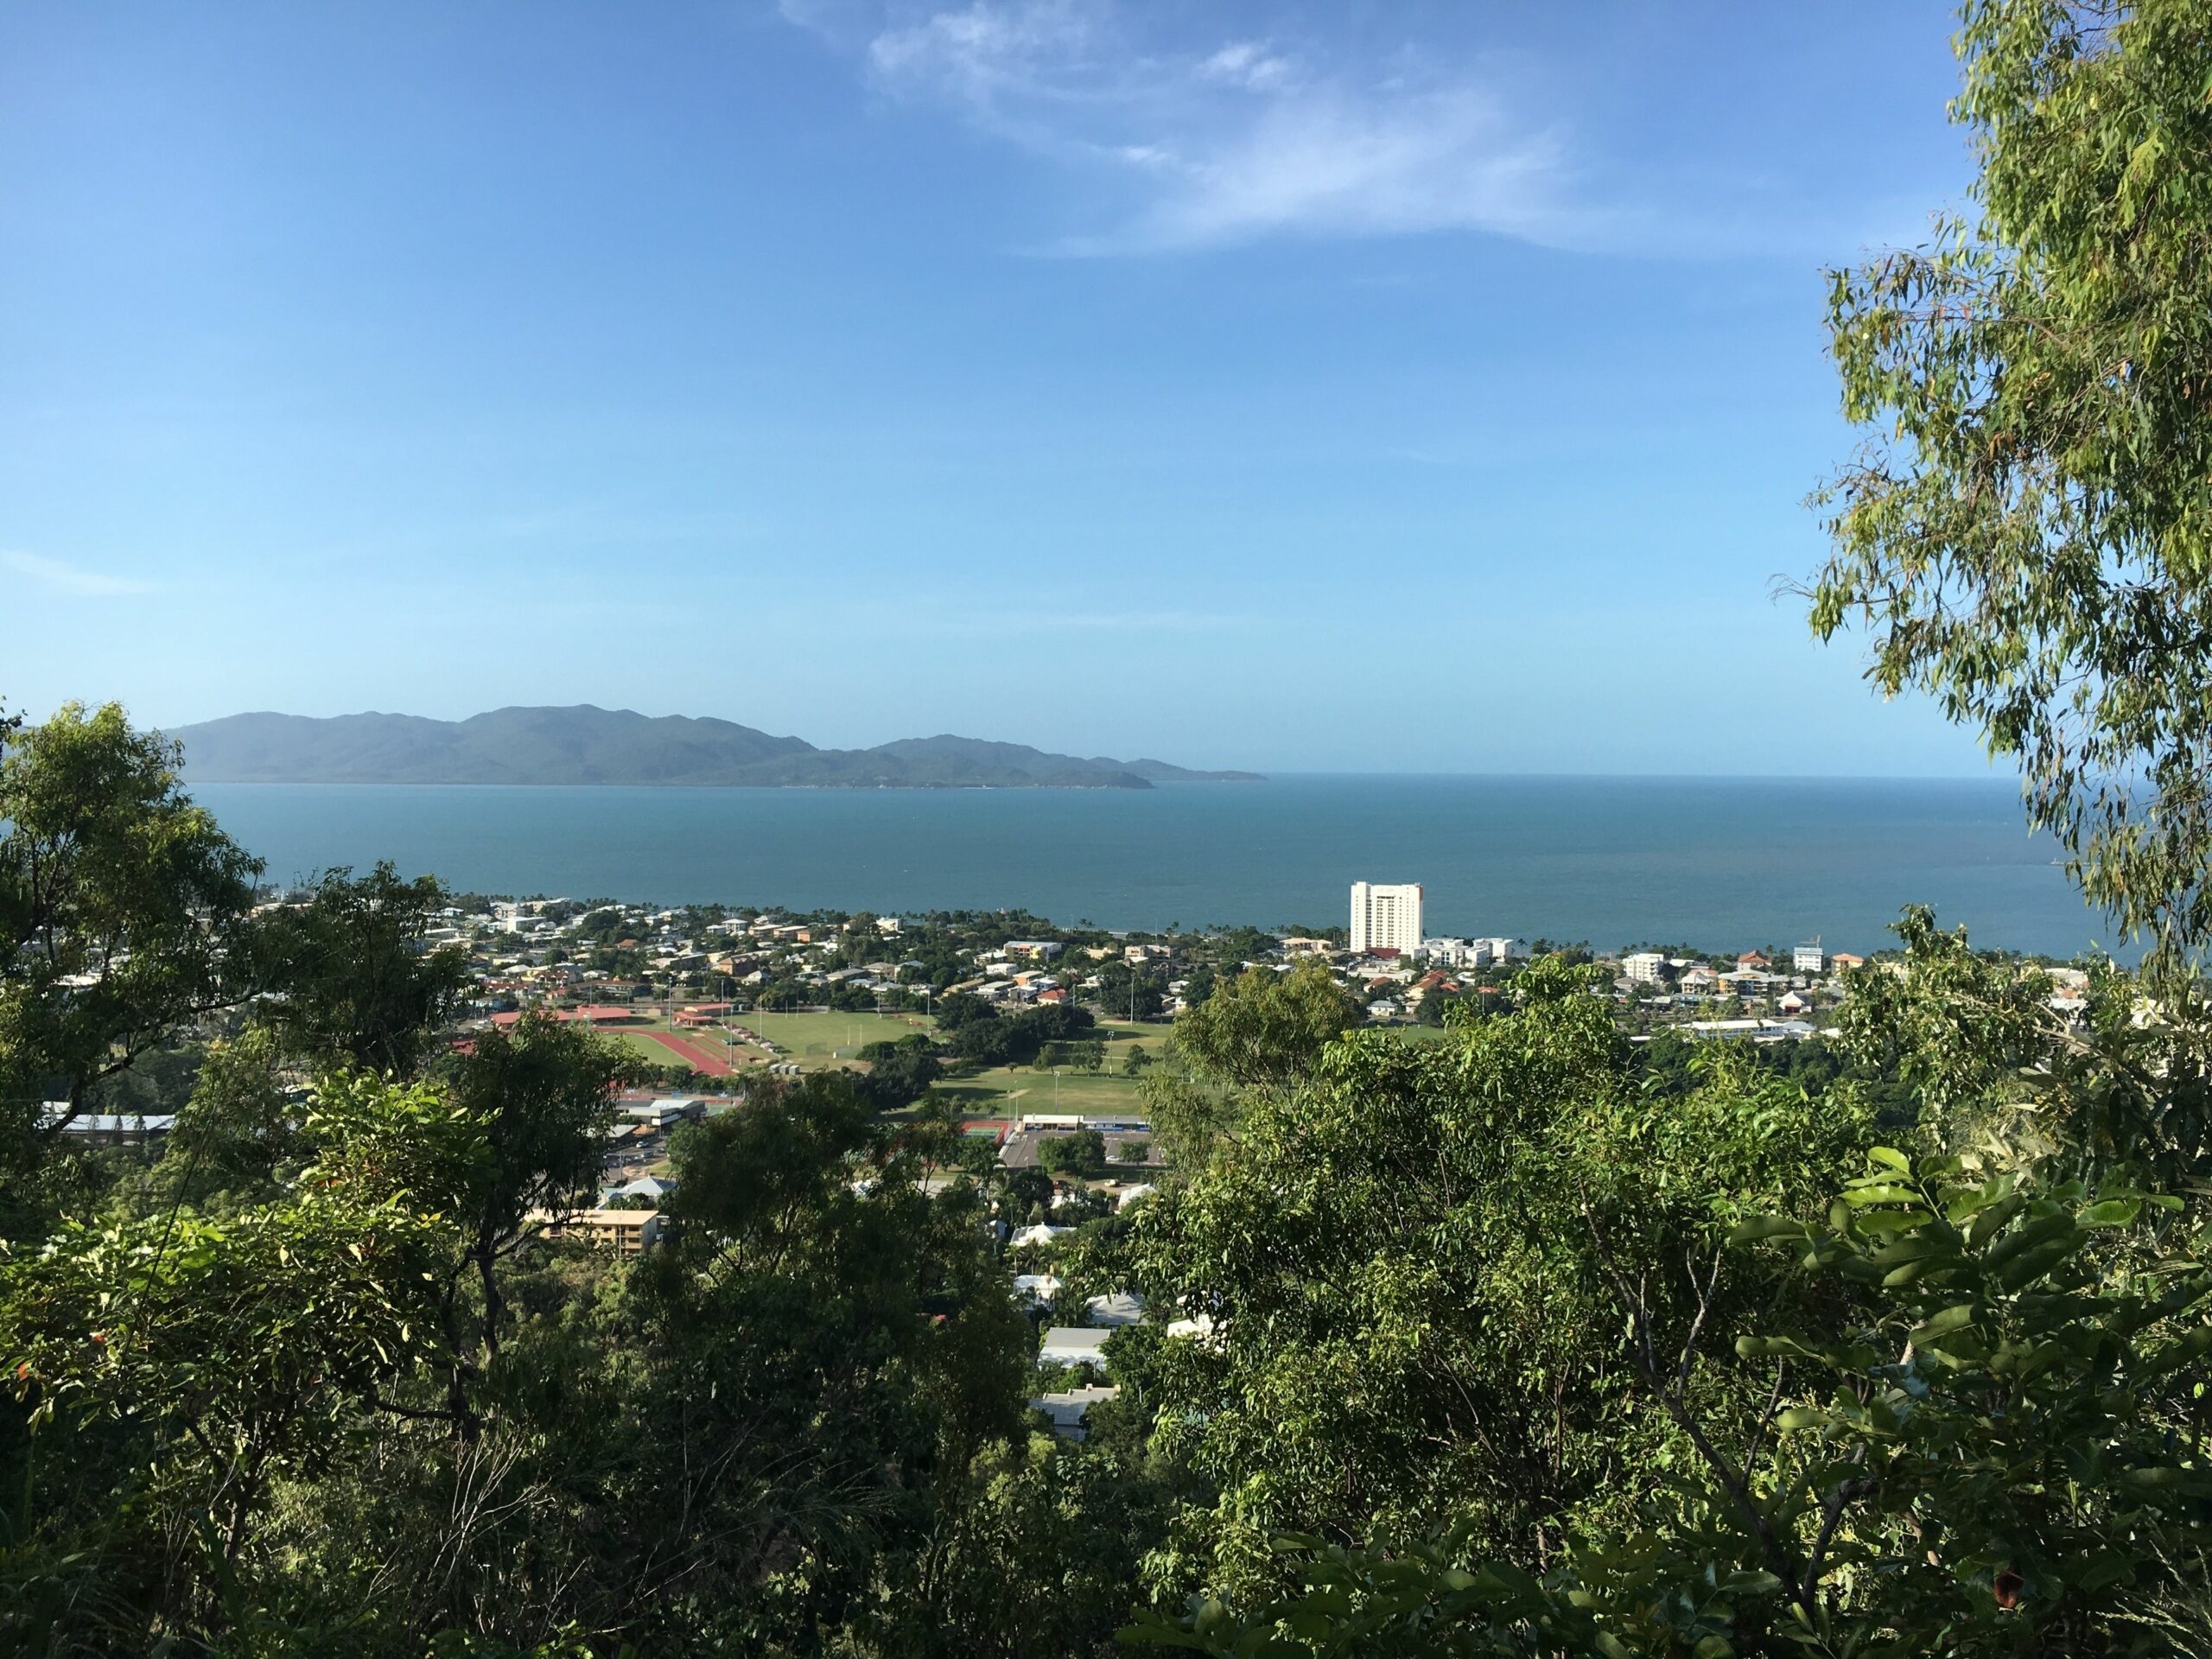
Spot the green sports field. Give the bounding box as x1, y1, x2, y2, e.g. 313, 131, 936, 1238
609, 1002, 1167, 1110
933, 1021, 1162, 1116
738, 1008, 931, 1063
932, 1063, 1147, 1116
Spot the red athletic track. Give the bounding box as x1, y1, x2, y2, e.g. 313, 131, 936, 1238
639, 1030, 734, 1077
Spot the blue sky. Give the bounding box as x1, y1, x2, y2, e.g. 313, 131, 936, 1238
1, 1, 1988, 773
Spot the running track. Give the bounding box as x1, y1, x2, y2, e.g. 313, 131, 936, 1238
639, 1031, 734, 1077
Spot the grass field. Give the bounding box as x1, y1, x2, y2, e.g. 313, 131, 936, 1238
930, 1014, 1160, 1116
610, 1004, 1169, 1114
740, 1008, 932, 1062
934, 1064, 1147, 1116
606, 1008, 925, 1071
741, 1009, 1162, 1067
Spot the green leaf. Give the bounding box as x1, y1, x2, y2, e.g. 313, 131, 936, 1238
1728, 1217, 1811, 1245
1855, 1210, 1931, 1236
2078, 1198, 2143, 1228
1883, 1256, 1961, 1287
1995, 1239, 2079, 1293
1909, 1303, 1978, 1345
1967, 1194, 2028, 1249
1841, 1185, 1921, 1206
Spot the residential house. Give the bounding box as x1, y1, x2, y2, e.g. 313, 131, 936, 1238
595, 1173, 676, 1207
1039, 1326, 1115, 1370
1030, 1384, 1119, 1441
1084, 1291, 1147, 1326
41, 1106, 175, 1144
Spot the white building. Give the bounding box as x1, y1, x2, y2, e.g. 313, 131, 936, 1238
1351, 881, 1424, 955
1039, 1326, 1115, 1370
1793, 940, 1826, 975
1687, 1018, 1818, 1044
1621, 951, 1669, 984
1084, 1291, 1147, 1326
1030, 1383, 1119, 1440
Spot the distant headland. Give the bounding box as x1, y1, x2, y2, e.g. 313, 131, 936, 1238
166, 705, 1264, 790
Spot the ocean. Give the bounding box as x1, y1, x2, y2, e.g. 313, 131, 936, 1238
188, 774, 2118, 959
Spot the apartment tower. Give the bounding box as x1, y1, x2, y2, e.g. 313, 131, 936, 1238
1351, 881, 1424, 955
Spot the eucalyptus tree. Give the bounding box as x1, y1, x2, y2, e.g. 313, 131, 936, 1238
1808, 0, 2212, 971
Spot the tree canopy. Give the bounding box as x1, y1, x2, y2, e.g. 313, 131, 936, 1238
0, 702, 262, 1210
1808, 0, 2212, 969
251, 861, 473, 1077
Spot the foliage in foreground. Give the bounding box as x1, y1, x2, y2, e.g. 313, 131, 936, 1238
1808, 0, 2212, 972
1126, 1144, 2212, 1657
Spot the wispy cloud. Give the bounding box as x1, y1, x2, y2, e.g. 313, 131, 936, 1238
1198, 41, 1294, 94
3, 550, 156, 597
787, 1, 1618, 255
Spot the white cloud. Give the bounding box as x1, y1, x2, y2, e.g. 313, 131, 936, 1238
3, 550, 156, 597
789, 0, 1609, 254
866, 0, 1103, 106
1094, 86, 1580, 255
1198, 41, 1294, 93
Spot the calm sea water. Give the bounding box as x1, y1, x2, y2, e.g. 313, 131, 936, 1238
190, 775, 2118, 959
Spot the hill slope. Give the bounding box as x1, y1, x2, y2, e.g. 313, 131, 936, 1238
168, 707, 1262, 788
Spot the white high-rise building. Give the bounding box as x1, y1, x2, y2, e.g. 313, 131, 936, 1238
1351, 882, 1424, 955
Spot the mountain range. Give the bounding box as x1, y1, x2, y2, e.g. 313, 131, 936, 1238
165, 706, 1262, 789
